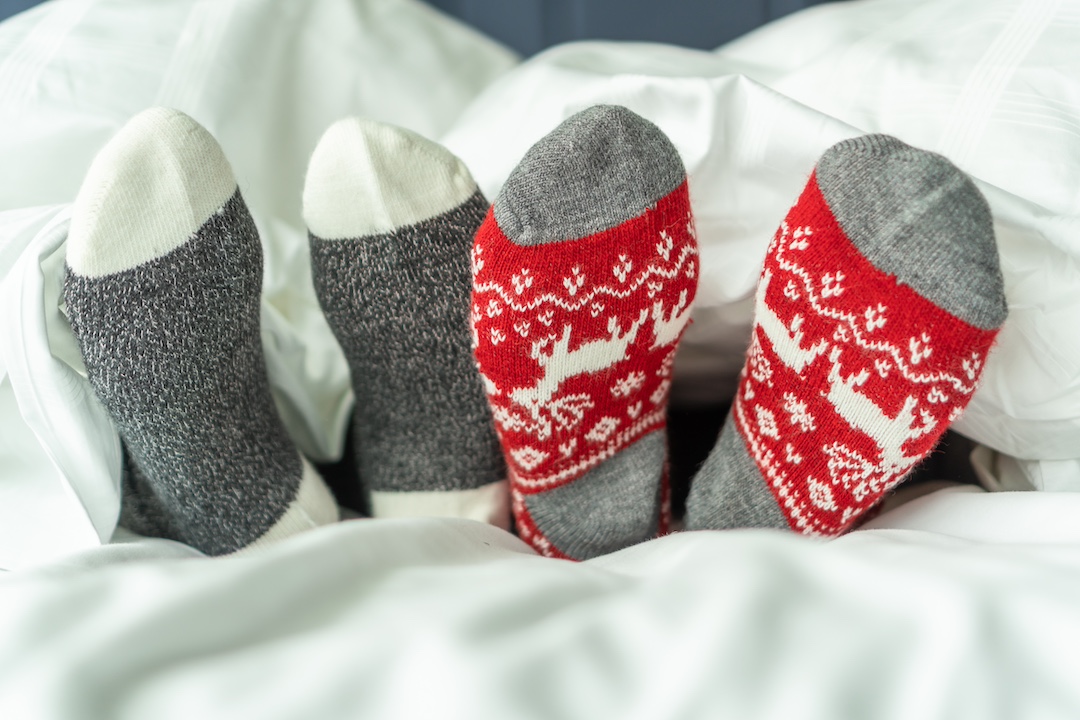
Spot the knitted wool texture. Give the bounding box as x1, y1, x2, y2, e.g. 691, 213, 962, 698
686, 134, 1007, 535
471, 106, 699, 559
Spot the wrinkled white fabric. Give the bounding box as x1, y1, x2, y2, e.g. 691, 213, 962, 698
3, 506, 1080, 719
0, 0, 517, 569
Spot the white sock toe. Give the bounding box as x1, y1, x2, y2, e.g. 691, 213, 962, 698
67, 107, 237, 278
302, 117, 478, 241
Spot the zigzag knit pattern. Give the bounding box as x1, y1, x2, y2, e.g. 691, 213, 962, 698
735, 173, 999, 535
471, 183, 698, 557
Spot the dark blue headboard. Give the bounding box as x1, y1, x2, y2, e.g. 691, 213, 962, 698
423, 0, 832, 56
1, 0, 832, 54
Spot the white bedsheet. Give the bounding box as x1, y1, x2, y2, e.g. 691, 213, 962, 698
4, 495, 1080, 719
4, 0, 1080, 716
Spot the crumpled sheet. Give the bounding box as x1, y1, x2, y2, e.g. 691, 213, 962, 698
3, 494, 1080, 719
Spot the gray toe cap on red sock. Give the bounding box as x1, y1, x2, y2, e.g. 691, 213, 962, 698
524, 430, 664, 560
493, 105, 685, 246
816, 134, 1007, 331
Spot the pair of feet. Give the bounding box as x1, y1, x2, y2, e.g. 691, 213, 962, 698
65, 108, 505, 556
470, 106, 1004, 556
64, 105, 1006, 561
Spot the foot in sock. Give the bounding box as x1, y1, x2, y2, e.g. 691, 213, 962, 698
685, 134, 1007, 535
303, 118, 508, 527
64, 107, 339, 556
471, 105, 699, 559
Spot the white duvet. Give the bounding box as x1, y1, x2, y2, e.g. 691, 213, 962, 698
3, 0, 1080, 716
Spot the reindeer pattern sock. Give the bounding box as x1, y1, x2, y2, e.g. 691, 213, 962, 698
685, 134, 1007, 535
472, 105, 698, 559
303, 118, 508, 527
64, 107, 339, 556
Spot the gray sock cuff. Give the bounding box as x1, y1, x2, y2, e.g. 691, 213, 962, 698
493, 105, 685, 246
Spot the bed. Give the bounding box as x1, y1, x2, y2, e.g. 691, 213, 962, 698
2, 0, 1080, 716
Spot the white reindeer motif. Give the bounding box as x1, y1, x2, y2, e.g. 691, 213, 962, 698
756, 270, 829, 374
510, 309, 649, 417
651, 290, 692, 349
825, 348, 933, 476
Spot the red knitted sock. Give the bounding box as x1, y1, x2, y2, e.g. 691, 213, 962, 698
686, 134, 1007, 535
471, 106, 698, 559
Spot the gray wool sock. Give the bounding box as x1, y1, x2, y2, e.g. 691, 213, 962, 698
685, 134, 1007, 536
471, 105, 699, 559
303, 118, 508, 528
64, 107, 338, 556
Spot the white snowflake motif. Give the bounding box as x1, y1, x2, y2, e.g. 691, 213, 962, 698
821, 271, 845, 298
548, 393, 595, 432
650, 379, 671, 405
962, 352, 982, 381
784, 280, 800, 301
782, 392, 816, 432
808, 477, 838, 512
927, 387, 948, 404
585, 416, 620, 443
657, 351, 677, 379
686, 216, 697, 240
824, 442, 878, 499
470, 245, 484, 276
486, 299, 502, 317
513, 321, 530, 338
790, 225, 812, 251
874, 358, 891, 377
785, 443, 803, 465
909, 333, 932, 365
647, 280, 664, 298
510, 446, 548, 471
537, 310, 555, 326
612, 255, 633, 283
591, 302, 605, 318
563, 266, 585, 296
512, 268, 533, 295
917, 408, 937, 436
833, 323, 851, 343
864, 304, 887, 332
559, 439, 577, 458
611, 371, 646, 398
686, 259, 696, 280
747, 334, 773, 385
768, 224, 786, 254
755, 406, 781, 439
490, 328, 507, 346
627, 401, 643, 419
656, 231, 674, 261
